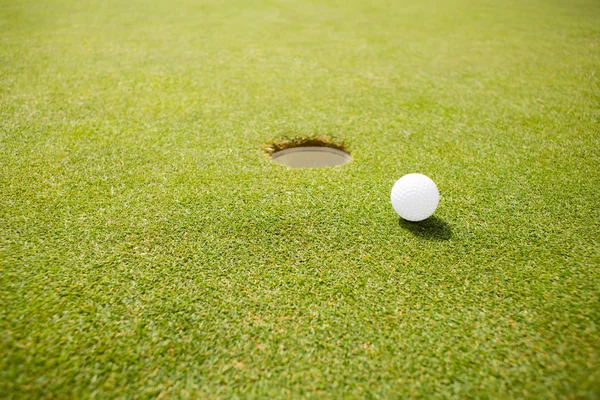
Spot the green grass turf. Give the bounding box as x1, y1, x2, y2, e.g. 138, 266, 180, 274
1, 0, 599, 397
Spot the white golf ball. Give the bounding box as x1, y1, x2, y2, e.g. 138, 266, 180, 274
391, 173, 439, 222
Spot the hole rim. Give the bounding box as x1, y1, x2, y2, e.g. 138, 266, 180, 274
270, 146, 351, 168
263, 135, 350, 156
264, 136, 351, 168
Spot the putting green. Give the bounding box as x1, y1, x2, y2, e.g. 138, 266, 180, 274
1, 0, 599, 398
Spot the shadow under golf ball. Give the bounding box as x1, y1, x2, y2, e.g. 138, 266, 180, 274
398, 216, 453, 241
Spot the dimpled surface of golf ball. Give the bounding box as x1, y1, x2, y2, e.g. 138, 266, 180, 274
391, 173, 439, 222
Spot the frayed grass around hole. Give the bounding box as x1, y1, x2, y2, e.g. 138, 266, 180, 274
263, 135, 350, 156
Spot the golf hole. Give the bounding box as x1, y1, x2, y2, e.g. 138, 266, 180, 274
271, 146, 351, 168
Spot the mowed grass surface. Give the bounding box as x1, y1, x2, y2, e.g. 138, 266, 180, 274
1, 0, 599, 397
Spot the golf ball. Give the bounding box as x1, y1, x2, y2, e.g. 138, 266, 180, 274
391, 173, 439, 222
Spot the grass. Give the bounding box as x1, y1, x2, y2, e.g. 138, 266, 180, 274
1, 0, 599, 398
